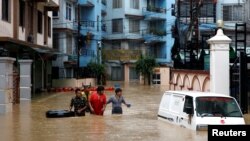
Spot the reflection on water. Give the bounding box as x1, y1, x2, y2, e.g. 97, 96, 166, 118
1, 82, 248, 141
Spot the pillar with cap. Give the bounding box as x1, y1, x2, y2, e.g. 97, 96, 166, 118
207, 20, 231, 95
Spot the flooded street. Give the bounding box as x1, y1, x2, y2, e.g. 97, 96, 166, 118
0, 82, 249, 141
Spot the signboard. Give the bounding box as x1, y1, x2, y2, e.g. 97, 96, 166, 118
102, 50, 141, 61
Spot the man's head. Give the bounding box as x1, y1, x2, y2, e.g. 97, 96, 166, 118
75, 88, 82, 97
115, 88, 122, 96
97, 86, 105, 95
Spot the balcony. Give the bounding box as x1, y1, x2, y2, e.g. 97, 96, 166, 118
80, 49, 95, 57
38, 0, 59, 11
104, 33, 143, 40
101, 1, 107, 15
149, 53, 167, 59
54, 20, 75, 30
68, 55, 77, 61
78, 0, 94, 7
143, 29, 166, 43
102, 50, 141, 61
73, 21, 95, 35
142, 7, 166, 20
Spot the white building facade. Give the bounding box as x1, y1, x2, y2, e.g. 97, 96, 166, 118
217, 0, 250, 50
52, 0, 78, 79
0, 0, 59, 93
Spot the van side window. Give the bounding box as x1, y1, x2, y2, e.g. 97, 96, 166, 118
183, 96, 193, 114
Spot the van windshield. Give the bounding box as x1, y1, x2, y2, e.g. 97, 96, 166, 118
196, 97, 242, 117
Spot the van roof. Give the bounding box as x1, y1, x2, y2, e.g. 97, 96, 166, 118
165, 91, 232, 98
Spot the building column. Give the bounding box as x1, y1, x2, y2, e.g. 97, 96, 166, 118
207, 22, 231, 95
0, 57, 15, 113
19, 60, 33, 100
124, 64, 129, 83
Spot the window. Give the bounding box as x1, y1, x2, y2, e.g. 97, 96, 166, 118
97, 16, 99, 31
53, 33, 59, 50
2, 0, 10, 22
111, 41, 121, 49
53, 11, 58, 17
196, 97, 242, 117
130, 0, 139, 9
48, 17, 51, 37
37, 11, 43, 34
66, 34, 72, 54
66, 68, 73, 78
19, 0, 25, 27
152, 73, 161, 84
102, 22, 106, 31
129, 67, 139, 80
129, 19, 140, 33
223, 5, 243, 21
66, 3, 72, 20
113, 0, 122, 8
112, 19, 123, 33
183, 96, 193, 114
128, 40, 140, 50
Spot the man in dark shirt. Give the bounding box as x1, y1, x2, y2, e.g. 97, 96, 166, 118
70, 88, 87, 116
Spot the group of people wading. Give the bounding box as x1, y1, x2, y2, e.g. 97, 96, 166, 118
69, 86, 131, 116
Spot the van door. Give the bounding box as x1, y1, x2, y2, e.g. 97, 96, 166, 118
168, 94, 185, 125
179, 96, 194, 129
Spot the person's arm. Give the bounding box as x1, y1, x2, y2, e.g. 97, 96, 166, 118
121, 97, 130, 107
77, 98, 88, 113
102, 97, 111, 111
69, 98, 74, 111
88, 95, 95, 114
106, 96, 112, 105
101, 95, 107, 112
77, 105, 87, 113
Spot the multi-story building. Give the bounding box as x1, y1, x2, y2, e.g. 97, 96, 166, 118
102, 0, 172, 82
52, 0, 78, 78
0, 0, 59, 93
217, 0, 250, 51
77, 0, 103, 67
52, 0, 104, 79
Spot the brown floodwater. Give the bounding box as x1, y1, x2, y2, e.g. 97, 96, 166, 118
0, 82, 249, 141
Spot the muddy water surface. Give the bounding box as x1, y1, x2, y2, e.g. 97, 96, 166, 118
0, 82, 248, 141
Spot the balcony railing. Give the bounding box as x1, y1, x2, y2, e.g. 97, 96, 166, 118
143, 28, 166, 36
142, 7, 166, 20
144, 7, 166, 13
80, 21, 95, 28
102, 50, 141, 61
178, 2, 216, 23
80, 49, 95, 57
142, 29, 167, 43
68, 55, 77, 61
150, 53, 167, 59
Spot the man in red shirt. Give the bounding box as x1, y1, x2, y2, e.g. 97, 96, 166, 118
89, 86, 107, 115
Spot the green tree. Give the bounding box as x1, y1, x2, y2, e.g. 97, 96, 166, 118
135, 55, 158, 85
87, 62, 106, 85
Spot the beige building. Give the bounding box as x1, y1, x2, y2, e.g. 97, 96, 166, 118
0, 0, 59, 93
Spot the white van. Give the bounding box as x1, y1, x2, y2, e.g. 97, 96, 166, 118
158, 91, 245, 130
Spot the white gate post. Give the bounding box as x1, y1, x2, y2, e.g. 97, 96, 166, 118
207, 21, 232, 95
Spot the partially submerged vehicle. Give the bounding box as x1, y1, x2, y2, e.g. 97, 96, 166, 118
158, 91, 245, 130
